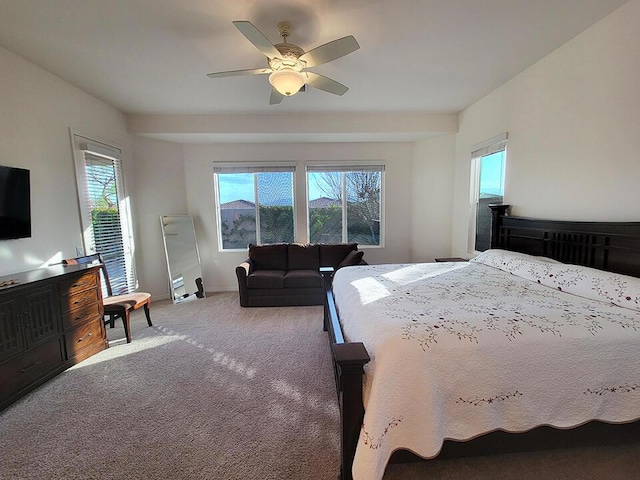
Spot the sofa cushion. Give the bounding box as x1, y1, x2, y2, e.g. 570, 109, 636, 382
249, 244, 288, 271
319, 243, 358, 269
247, 270, 286, 289
288, 244, 320, 270
338, 250, 364, 269
284, 270, 322, 288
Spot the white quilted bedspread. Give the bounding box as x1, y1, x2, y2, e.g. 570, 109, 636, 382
331, 250, 640, 480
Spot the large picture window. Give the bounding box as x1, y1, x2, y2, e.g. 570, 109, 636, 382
470, 134, 507, 252
214, 165, 295, 250
307, 165, 384, 246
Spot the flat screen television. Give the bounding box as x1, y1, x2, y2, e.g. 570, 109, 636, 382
0, 165, 31, 240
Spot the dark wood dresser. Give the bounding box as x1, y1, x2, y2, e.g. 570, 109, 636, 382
0, 264, 107, 410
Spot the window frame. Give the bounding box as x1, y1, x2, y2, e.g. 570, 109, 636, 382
468, 133, 508, 255
71, 132, 137, 294
305, 163, 385, 248
213, 163, 297, 252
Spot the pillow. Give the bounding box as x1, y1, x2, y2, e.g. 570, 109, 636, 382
320, 243, 358, 269
248, 244, 288, 271
542, 264, 640, 312
532, 256, 562, 264
471, 249, 640, 311
337, 250, 364, 269
471, 249, 560, 268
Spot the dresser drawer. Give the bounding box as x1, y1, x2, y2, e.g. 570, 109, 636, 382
64, 320, 105, 365
59, 270, 99, 298
59, 287, 101, 315
66, 321, 103, 349
61, 301, 103, 330
0, 338, 64, 396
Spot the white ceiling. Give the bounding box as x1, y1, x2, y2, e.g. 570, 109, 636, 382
0, 0, 629, 116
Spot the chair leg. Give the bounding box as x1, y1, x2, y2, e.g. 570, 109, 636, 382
144, 303, 152, 326
122, 309, 132, 343
103, 314, 115, 329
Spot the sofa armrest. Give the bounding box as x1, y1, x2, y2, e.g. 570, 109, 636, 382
235, 258, 254, 307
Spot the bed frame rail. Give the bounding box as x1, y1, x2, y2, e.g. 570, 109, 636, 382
323, 278, 369, 480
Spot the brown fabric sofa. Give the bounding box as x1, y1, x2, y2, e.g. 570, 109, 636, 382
235, 243, 365, 307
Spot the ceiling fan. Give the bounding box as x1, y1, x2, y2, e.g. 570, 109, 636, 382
207, 21, 360, 105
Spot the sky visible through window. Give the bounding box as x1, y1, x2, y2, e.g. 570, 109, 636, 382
218, 172, 324, 205
218, 173, 254, 204
479, 150, 505, 196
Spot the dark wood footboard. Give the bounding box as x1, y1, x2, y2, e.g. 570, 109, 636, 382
324, 279, 369, 480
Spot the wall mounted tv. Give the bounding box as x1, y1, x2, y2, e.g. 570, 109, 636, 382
0, 165, 31, 240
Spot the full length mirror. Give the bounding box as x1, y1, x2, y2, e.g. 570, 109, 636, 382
160, 215, 205, 304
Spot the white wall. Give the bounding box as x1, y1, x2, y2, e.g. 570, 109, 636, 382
130, 137, 187, 298
11, 0, 634, 287
0, 45, 131, 276
411, 134, 456, 262
179, 142, 415, 292
451, 0, 640, 257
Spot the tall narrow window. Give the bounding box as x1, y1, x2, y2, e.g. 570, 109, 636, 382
214, 165, 295, 250
307, 165, 384, 246
73, 135, 136, 294
470, 134, 507, 252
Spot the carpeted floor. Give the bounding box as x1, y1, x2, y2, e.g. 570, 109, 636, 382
1, 292, 638, 479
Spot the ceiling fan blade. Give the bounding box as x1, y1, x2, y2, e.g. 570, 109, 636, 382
269, 88, 284, 105
233, 21, 282, 60
305, 72, 349, 96
299, 36, 360, 68
207, 68, 271, 79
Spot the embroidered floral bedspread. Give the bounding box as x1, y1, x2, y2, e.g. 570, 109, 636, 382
332, 250, 640, 480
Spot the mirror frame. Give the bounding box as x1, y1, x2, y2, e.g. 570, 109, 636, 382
160, 215, 205, 304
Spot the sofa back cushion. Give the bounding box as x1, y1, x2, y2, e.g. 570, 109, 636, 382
319, 243, 358, 269
288, 244, 320, 270
249, 244, 288, 270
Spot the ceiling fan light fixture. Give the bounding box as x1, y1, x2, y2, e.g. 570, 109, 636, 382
269, 69, 306, 96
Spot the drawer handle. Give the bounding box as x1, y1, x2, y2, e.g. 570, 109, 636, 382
20, 361, 42, 373
77, 332, 93, 343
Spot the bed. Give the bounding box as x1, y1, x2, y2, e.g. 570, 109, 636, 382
324, 205, 640, 480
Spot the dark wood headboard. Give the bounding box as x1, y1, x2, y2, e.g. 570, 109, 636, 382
489, 204, 640, 278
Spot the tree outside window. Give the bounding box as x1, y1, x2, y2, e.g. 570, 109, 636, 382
308, 167, 383, 246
